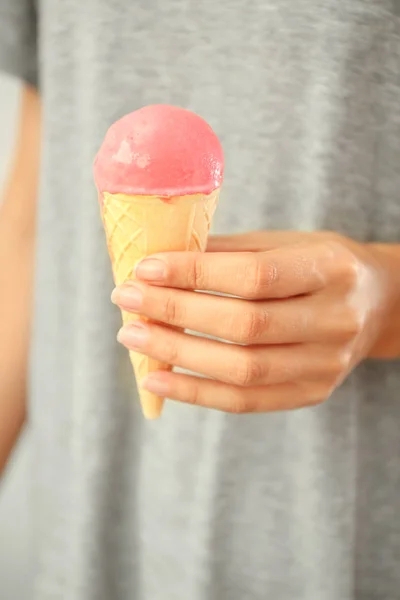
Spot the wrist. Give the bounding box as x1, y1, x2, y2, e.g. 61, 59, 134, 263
366, 244, 400, 359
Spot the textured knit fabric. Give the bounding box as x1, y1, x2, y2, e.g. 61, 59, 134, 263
1, 1, 400, 599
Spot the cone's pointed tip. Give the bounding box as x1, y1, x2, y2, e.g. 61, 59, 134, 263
143, 411, 162, 420
139, 390, 165, 420
142, 404, 164, 420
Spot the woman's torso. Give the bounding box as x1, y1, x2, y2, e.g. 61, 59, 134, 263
30, 1, 400, 598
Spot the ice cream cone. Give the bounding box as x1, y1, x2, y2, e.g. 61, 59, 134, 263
94, 104, 224, 419
100, 189, 219, 419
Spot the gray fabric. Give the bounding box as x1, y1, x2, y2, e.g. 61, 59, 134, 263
1, 1, 400, 599
0, 0, 38, 88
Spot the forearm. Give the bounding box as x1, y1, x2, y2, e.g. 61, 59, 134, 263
0, 85, 40, 473
0, 214, 35, 473
367, 244, 400, 359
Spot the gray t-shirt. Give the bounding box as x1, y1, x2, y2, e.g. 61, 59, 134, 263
1, 1, 400, 599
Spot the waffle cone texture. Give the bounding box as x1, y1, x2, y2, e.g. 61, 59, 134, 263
100, 190, 219, 418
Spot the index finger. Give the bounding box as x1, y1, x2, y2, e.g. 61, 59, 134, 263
135, 244, 334, 299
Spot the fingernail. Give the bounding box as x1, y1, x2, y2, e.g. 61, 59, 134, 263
136, 259, 166, 281
111, 285, 143, 311
141, 373, 170, 396
117, 322, 148, 349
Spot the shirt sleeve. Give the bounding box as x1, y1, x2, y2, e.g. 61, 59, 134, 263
0, 0, 38, 87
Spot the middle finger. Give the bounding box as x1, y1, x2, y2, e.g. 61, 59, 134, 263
112, 282, 349, 345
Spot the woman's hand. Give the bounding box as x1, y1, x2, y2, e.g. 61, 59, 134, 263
112, 231, 400, 413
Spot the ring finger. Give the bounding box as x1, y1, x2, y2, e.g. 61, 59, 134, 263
117, 321, 339, 387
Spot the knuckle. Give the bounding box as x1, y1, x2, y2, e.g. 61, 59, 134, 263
162, 336, 180, 365
238, 308, 269, 344
343, 260, 359, 289
162, 293, 183, 326
243, 256, 279, 298
334, 253, 359, 289
188, 255, 207, 290
332, 349, 352, 374
323, 233, 348, 252
185, 381, 202, 407
340, 307, 363, 340
324, 236, 348, 258
322, 350, 350, 379
230, 352, 263, 387
324, 239, 360, 287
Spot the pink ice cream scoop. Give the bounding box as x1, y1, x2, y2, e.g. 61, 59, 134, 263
93, 104, 224, 198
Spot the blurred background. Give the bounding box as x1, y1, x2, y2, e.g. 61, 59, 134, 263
0, 74, 31, 600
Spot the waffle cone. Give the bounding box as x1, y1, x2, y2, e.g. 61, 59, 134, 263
100, 189, 219, 419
